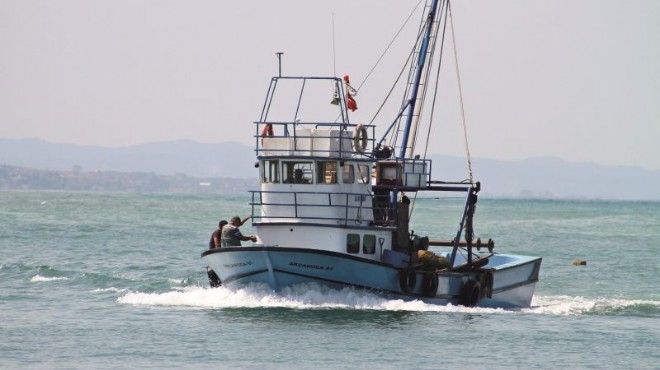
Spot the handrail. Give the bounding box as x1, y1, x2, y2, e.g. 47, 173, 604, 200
249, 189, 394, 227
372, 157, 432, 189
255, 121, 377, 158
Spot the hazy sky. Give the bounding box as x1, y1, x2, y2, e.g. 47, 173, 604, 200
1, 0, 659, 170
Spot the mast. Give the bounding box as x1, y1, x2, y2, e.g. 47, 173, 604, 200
384, 0, 445, 251
398, 0, 442, 159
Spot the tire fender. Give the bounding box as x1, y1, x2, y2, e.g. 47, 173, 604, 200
399, 267, 417, 293
460, 279, 481, 306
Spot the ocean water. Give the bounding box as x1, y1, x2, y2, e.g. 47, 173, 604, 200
1, 191, 659, 369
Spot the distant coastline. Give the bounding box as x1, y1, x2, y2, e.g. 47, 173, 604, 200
2, 163, 659, 202
1, 139, 659, 200
0, 164, 257, 194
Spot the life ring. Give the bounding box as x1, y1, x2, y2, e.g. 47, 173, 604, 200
459, 279, 481, 306
422, 272, 439, 297
260, 123, 274, 145
353, 124, 368, 154
260, 123, 274, 138
399, 267, 417, 294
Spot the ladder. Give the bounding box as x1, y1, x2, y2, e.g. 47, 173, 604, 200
392, 0, 446, 158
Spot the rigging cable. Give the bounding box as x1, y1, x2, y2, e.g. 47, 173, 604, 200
421, 5, 449, 162
411, 0, 450, 216
355, 0, 423, 92
370, 26, 422, 139
361, 0, 425, 129
408, 0, 447, 157
382, 2, 434, 149
448, 0, 474, 183
333, 1, 422, 125
332, 13, 337, 77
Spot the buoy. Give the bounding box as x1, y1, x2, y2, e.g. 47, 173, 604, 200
572, 259, 587, 266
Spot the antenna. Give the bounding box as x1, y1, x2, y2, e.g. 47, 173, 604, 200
276, 52, 284, 77
332, 13, 337, 77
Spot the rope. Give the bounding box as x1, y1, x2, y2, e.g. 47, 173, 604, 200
408, 2, 445, 157
412, 0, 450, 216
356, 0, 424, 92
334, 1, 422, 125
388, 2, 439, 150
332, 13, 337, 77
369, 11, 428, 142
419, 1, 450, 161
366, 1, 425, 136
368, 53, 411, 127
448, 0, 474, 183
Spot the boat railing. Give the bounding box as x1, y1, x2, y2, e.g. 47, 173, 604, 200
249, 189, 395, 227
373, 157, 432, 189
255, 121, 376, 158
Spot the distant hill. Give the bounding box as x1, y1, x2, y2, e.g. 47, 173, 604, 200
430, 155, 660, 200
0, 164, 257, 193
1, 138, 659, 200
0, 139, 256, 178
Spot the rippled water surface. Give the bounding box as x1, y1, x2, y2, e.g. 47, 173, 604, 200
1, 191, 659, 369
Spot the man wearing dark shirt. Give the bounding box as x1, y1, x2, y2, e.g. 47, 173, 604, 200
209, 220, 228, 249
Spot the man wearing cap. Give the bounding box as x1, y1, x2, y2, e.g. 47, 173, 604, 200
221, 216, 257, 246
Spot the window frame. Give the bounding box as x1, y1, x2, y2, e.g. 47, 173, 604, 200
283, 161, 314, 184
357, 164, 370, 184
316, 161, 338, 184
346, 233, 360, 254
342, 163, 355, 184
362, 234, 376, 254
261, 160, 280, 183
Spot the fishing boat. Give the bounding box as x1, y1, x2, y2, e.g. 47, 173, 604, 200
202, 0, 541, 308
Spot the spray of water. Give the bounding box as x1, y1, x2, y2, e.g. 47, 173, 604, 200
115, 282, 660, 317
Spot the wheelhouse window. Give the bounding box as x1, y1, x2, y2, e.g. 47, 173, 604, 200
342, 164, 355, 184
317, 161, 337, 184
357, 164, 370, 184
283, 161, 313, 184
262, 160, 280, 183
363, 235, 376, 254
346, 233, 360, 254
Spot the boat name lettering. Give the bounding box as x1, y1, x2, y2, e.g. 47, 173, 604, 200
223, 261, 253, 268
289, 261, 333, 270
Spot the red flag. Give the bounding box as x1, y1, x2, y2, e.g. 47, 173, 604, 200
346, 93, 357, 112
344, 75, 357, 112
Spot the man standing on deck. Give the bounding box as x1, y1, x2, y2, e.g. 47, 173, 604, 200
222, 216, 257, 246
209, 220, 228, 249
206, 219, 228, 288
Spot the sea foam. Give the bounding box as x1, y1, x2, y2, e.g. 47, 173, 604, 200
528, 295, 660, 316
117, 284, 660, 317
30, 275, 69, 282
117, 283, 508, 314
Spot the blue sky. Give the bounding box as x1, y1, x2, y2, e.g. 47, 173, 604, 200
1, 0, 659, 170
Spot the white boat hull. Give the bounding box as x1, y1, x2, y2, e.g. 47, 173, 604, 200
202, 246, 541, 308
